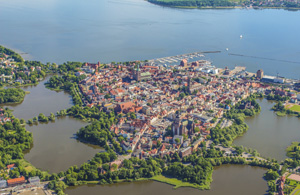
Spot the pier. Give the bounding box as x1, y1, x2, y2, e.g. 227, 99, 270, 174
148, 51, 221, 67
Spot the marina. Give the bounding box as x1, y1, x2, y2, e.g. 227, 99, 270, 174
148, 51, 221, 67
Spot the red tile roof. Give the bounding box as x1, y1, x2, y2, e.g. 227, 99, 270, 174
7, 164, 15, 169
7, 176, 26, 185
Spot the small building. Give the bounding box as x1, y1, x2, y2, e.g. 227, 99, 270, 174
173, 135, 184, 144
0, 180, 7, 188
239, 101, 252, 110
274, 78, 285, 84
261, 75, 275, 83
29, 176, 40, 185
192, 114, 212, 123
7, 164, 15, 169
192, 137, 204, 151
122, 141, 132, 151
212, 68, 219, 75
7, 176, 26, 187
179, 147, 192, 158
142, 106, 151, 115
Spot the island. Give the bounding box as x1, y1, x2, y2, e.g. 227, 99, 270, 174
0, 46, 300, 195
147, 0, 300, 10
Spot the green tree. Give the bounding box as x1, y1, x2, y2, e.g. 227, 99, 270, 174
49, 112, 55, 121
38, 113, 48, 122
264, 169, 279, 180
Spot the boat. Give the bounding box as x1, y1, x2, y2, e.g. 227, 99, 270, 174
226, 48, 229, 51
240, 35, 243, 38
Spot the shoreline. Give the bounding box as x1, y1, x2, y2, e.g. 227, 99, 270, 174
66, 173, 213, 191
172, 6, 300, 10
0, 42, 33, 61
149, 172, 212, 190
146, 1, 300, 10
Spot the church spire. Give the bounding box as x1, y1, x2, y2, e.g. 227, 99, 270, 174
188, 75, 191, 87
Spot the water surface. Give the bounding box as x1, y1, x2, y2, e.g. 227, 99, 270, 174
24, 116, 102, 173
234, 98, 300, 161
0, 0, 300, 78
65, 165, 268, 195
3, 76, 73, 120
2, 78, 101, 173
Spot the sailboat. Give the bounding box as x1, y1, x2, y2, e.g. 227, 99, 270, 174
240, 35, 243, 39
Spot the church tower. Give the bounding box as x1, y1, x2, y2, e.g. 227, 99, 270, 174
133, 63, 141, 81
188, 76, 192, 93
172, 114, 181, 136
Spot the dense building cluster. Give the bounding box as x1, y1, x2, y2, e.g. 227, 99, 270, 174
75, 59, 272, 159
1, 47, 300, 194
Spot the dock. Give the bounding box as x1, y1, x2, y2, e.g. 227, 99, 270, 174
148, 51, 221, 67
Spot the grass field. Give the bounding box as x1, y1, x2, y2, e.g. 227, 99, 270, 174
18, 159, 36, 172
290, 184, 300, 195
150, 174, 211, 190
290, 105, 300, 113
276, 111, 286, 116
17, 159, 48, 175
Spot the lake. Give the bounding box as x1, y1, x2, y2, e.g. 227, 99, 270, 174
234, 98, 300, 161
3, 76, 73, 120
65, 165, 268, 195
0, 0, 300, 79
2, 78, 101, 173
24, 116, 102, 173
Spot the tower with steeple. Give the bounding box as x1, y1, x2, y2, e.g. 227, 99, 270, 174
188, 76, 191, 89
173, 114, 181, 136
133, 63, 141, 81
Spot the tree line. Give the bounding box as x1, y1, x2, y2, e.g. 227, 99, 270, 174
0, 88, 26, 104
148, 0, 236, 7
0, 45, 23, 62
45, 74, 85, 106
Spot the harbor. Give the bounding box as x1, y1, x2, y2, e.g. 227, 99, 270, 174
146, 51, 300, 85
147, 51, 220, 67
